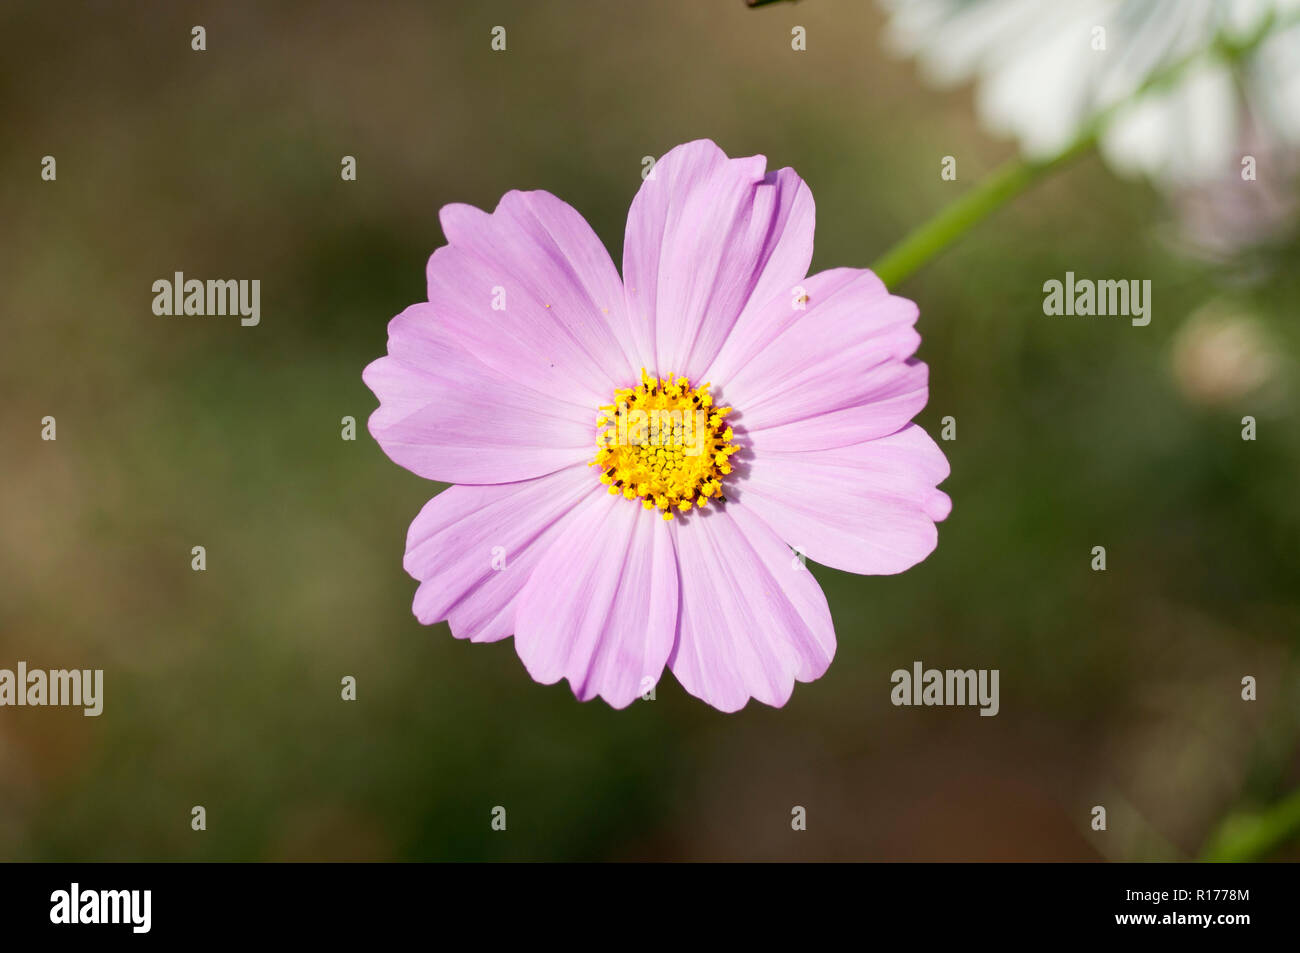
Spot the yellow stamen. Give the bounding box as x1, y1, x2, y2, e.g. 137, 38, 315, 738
590, 369, 740, 517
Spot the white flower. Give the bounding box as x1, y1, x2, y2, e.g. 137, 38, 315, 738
880, 0, 1300, 187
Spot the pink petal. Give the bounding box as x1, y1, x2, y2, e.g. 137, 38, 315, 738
709, 268, 928, 451
431, 191, 640, 405
668, 505, 835, 712
363, 304, 593, 484
404, 464, 598, 640
623, 139, 815, 380
739, 424, 951, 575
515, 491, 678, 709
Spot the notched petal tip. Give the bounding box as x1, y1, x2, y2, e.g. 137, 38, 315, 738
925, 488, 953, 523
437, 201, 491, 246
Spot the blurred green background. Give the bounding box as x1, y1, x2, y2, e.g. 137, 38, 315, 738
1, 0, 1298, 861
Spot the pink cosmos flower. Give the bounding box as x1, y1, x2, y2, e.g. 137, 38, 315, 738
363, 139, 951, 712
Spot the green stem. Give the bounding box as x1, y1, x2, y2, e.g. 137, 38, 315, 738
871, 140, 1090, 289
870, 6, 1300, 288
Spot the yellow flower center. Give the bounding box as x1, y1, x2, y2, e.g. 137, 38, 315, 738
591, 369, 740, 520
